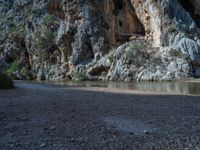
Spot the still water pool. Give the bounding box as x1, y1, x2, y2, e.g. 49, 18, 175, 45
42, 80, 200, 95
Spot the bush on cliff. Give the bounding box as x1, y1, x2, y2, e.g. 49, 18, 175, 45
5, 60, 20, 77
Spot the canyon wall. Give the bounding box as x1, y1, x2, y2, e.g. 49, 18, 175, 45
0, 0, 199, 81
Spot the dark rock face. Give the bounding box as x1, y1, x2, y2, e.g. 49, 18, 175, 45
0, 0, 199, 81
178, 0, 200, 26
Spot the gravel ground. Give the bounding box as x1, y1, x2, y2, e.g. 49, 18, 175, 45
0, 81, 200, 150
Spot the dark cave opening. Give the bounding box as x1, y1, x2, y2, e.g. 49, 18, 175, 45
177, 0, 200, 26
114, 0, 145, 45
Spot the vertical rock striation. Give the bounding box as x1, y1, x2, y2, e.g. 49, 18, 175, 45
0, 0, 199, 81
48, 0, 144, 65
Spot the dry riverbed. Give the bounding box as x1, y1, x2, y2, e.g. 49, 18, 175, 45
0, 81, 200, 150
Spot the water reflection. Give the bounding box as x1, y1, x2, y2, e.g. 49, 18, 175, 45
188, 82, 200, 95
44, 80, 200, 95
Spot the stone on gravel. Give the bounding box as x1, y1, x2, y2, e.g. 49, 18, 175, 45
39, 143, 47, 148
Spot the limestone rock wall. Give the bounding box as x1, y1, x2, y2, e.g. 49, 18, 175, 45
130, 0, 161, 47
130, 0, 199, 47
48, 0, 144, 65
0, 0, 200, 81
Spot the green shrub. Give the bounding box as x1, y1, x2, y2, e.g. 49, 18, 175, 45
101, 71, 107, 77
169, 48, 182, 57
130, 44, 142, 51
108, 51, 114, 63
5, 60, 30, 79
71, 67, 87, 81
20, 67, 29, 77
168, 27, 176, 33
186, 56, 192, 62
74, 71, 86, 81
126, 48, 134, 64
5, 1, 14, 9
0, 72, 14, 89
125, 44, 148, 66
9, 22, 26, 37
43, 15, 56, 26
34, 28, 56, 63
5, 60, 20, 77
44, 29, 56, 43
36, 35, 46, 62
150, 0, 157, 3
23, 5, 32, 16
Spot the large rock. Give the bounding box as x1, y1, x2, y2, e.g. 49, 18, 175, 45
0, 72, 14, 89
135, 48, 192, 81
107, 39, 150, 81
174, 37, 200, 63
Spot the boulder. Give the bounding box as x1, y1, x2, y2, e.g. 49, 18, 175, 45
0, 72, 14, 89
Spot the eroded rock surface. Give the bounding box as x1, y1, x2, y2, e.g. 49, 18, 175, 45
0, 0, 199, 81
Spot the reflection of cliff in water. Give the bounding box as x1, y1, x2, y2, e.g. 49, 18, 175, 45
42, 80, 200, 95
188, 82, 200, 95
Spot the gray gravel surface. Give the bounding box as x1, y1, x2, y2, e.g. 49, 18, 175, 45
0, 81, 200, 150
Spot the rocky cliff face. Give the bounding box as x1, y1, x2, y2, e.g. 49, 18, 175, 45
48, 0, 144, 64
0, 0, 200, 81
